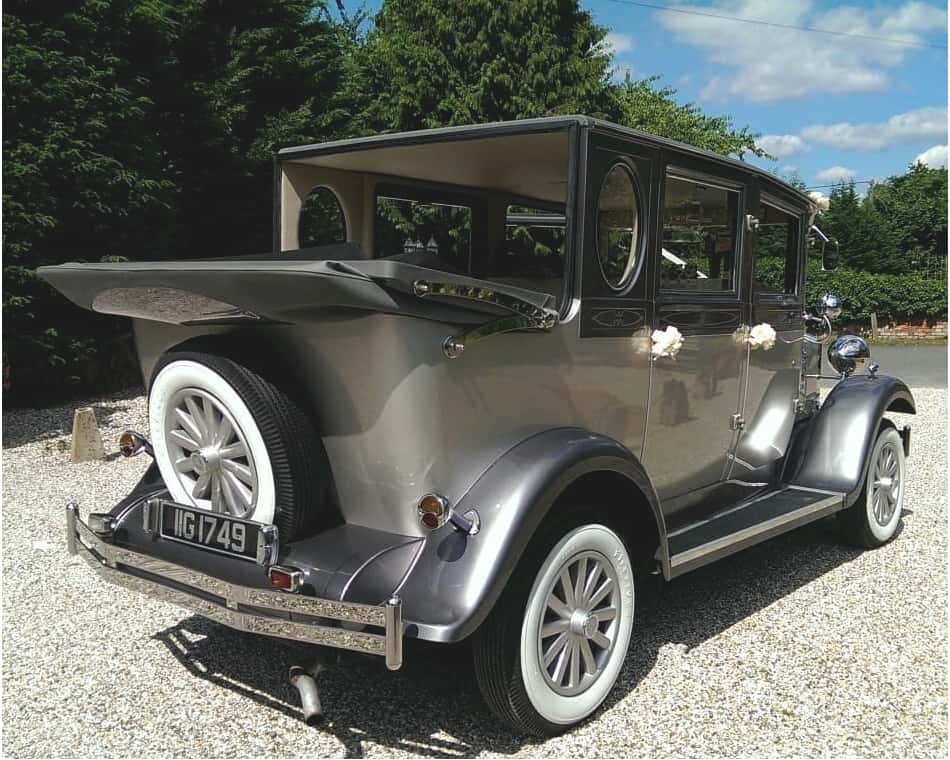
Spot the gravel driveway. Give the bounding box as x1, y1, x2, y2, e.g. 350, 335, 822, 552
2, 387, 946, 757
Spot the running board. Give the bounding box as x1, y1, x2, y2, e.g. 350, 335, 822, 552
668, 488, 844, 577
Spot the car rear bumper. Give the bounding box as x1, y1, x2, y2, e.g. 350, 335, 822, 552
66, 503, 403, 669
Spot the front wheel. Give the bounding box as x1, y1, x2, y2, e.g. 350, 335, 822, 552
839, 424, 906, 548
474, 518, 635, 736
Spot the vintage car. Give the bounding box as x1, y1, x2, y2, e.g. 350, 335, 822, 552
40, 116, 915, 736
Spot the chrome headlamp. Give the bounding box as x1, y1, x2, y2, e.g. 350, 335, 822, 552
827, 335, 871, 377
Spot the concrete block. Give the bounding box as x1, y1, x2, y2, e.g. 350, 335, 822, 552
71, 407, 105, 463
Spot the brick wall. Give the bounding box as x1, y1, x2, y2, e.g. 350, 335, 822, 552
841, 318, 948, 340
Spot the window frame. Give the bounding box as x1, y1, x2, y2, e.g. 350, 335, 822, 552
594, 159, 647, 294
753, 192, 804, 303
658, 167, 745, 299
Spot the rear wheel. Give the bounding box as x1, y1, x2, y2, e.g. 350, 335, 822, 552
148, 351, 329, 540
474, 515, 635, 736
839, 424, 905, 548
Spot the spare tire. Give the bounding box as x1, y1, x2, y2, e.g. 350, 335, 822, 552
148, 351, 329, 541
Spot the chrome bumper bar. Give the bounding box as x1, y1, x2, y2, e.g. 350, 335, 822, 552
65, 503, 403, 670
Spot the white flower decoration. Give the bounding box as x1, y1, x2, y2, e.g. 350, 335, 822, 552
651, 325, 683, 359
747, 322, 777, 351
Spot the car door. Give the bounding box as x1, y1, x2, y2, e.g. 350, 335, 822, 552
572, 134, 656, 459
729, 191, 806, 486
642, 163, 750, 530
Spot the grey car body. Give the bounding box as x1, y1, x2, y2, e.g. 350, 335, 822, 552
40, 116, 915, 728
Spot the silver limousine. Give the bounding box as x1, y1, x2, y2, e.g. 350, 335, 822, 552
40, 116, 915, 736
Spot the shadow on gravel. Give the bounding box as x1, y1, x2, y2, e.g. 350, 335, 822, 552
1, 387, 144, 449
153, 619, 518, 757
153, 514, 874, 755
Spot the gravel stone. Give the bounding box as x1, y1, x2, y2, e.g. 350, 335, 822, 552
2, 386, 946, 757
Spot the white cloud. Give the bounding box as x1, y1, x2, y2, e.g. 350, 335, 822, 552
603, 32, 634, 56
816, 165, 857, 183
801, 107, 947, 151
781, 165, 799, 175
757, 134, 807, 158
652, 1, 947, 103
914, 143, 948, 167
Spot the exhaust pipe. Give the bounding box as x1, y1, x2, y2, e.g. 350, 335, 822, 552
289, 665, 323, 725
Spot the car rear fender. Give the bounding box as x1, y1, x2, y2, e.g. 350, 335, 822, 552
395, 427, 665, 643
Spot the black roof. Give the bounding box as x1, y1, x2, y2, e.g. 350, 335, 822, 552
278, 115, 814, 208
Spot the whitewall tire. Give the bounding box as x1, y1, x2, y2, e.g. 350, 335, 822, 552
147, 351, 329, 540
519, 525, 635, 725
474, 514, 636, 736
150, 359, 276, 525
840, 424, 906, 548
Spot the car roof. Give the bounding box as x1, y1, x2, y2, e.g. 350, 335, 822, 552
277, 115, 814, 209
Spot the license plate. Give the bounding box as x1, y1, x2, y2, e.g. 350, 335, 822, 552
160, 502, 261, 561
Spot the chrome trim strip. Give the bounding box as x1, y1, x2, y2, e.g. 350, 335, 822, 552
786, 484, 842, 496
411, 280, 557, 324
66, 506, 402, 665
412, 279, 559, 359
669, 494, 841, 569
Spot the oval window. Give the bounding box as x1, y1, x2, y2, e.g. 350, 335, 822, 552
596, 164, 641, 290
298, 186, 346, 249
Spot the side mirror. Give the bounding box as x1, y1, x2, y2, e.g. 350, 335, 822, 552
821, 239, 840, 271
809, 224, 839, 271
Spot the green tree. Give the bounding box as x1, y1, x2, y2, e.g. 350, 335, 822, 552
3, 0, 179, 398
2, 0, 350, 402
353, 0, 615, 132
609, 75, 764, 158
354, 1, 762, 157
157, 0, 350, 257
820, 182, 901, 274
866, 163, 948, 275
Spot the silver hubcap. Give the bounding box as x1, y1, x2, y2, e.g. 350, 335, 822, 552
164, 388, 258, 517
537, 551, 620, 696
871, 441, 901, 527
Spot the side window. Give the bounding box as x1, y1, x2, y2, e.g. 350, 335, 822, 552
298, 186, 346, 248
754, 201, 800, 296
596, 163, 641, 290
661, 174, 740, 292
481, 206, 565, 301
374, 193, 472, 275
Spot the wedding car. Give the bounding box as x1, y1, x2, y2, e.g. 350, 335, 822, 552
40, 116, 915, 736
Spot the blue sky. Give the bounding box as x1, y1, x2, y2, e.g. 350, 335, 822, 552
343, 1, 947, 198
590, 0, 947, 198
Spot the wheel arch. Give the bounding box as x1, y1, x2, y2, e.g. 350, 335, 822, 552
396, 427, 667, 644
553, 469, 664, 576
785, 374, 915, 506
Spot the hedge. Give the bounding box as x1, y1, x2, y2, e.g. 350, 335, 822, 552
756, 258, 947, 324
